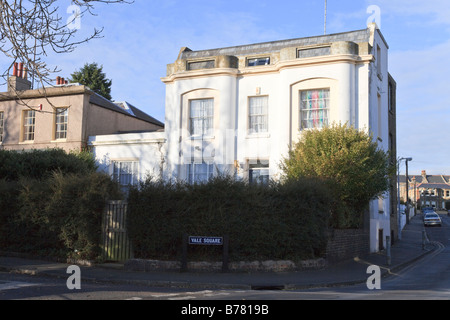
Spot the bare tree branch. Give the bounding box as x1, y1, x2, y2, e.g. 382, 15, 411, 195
0, 0, 133, 106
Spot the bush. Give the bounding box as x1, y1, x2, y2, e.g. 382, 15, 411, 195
0, 172, 120, 259
0, 149, 96, 181
280, 123, 394, 228
0, 149, 120, 260
127, 176, 333, 262
46, 171, 121, 260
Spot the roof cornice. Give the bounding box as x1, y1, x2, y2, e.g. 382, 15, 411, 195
161, 54, 374, 84
0, 85, 91, 101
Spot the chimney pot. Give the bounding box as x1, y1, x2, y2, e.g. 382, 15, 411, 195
13, 63, 18, 77
56, 76, 61, 85
18, 63, 23, 78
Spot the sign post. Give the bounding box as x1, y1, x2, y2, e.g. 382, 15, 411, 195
181, 234, 229, 272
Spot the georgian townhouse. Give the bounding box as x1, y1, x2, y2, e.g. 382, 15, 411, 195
88, 25, 397, 252
160, 24, 397, 252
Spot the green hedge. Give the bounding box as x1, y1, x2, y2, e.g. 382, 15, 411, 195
0, 149, 96, 181
0, 172, 120, 260
0, 149, 120, 260
127, 176, 334, 262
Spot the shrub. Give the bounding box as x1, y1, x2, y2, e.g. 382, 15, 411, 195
280, 123, 395, 228
46, 171, 121, 260
0, 171, 120, 259
0, 149, 120, 260
127, 176, 333, 262
0, 149, 96, 181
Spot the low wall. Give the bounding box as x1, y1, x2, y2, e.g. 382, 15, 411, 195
124, 229, 370, 272
326, 228, 370, 262
125, 258, 328, 273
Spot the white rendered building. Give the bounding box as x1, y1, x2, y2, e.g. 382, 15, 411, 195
89, 25, 397, 252
161, 24, 397, 252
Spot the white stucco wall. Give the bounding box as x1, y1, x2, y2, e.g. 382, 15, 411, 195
90, 26, 394, 253
88, 131, 166, 182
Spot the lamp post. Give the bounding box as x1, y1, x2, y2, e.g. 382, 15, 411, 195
398, 157, 413, 239
405, 158, 412, 224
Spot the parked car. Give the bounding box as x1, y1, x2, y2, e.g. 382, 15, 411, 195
422, 207, 434, 214
422, 207, 435, 220
423, 212, 442, 227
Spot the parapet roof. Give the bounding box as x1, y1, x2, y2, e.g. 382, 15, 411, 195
179, 27, 379, 60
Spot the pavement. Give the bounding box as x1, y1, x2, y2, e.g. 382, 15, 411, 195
0, 214, 439, 290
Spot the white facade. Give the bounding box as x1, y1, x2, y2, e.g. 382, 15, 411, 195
89, 25, 396, 253
88, 131, 166, 190
161, 25, 395, 252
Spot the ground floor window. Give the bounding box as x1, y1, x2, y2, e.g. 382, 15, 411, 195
248, 160, 269, 184
112, 161, 139, 192
188, 161, 214, 184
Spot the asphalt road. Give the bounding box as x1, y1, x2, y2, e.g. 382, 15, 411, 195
1, 214, 449, 302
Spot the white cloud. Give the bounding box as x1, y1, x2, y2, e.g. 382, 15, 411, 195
369, 0, 450, 26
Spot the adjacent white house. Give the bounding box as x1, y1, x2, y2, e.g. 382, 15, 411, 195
88, 131, 165, 192
89, 24, 397, 253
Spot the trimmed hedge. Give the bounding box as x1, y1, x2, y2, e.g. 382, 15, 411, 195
0, 149, 120, 260
0, 149, 96, 181
127, 176, 334, 262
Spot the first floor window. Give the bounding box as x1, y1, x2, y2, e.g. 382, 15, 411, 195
249, 160, 269, 184
55, 108, 68, 140
113, 161, 139, 192
248, 96, 268, 134
188, 161, 214, 184
23, 110, 36, 141
190, 98, 214, 136
300, 89, 329, 129
0, 112, 3, 142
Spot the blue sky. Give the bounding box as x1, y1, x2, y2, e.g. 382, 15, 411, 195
3, 0, 450, 175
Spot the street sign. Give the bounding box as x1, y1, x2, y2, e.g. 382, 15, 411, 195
181, 234, 229, 273
189, 236, 223, 246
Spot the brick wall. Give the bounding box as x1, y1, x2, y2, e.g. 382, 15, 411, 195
326, 229, 370, 263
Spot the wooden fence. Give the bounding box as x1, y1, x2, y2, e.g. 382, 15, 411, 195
101, 201, 133, 262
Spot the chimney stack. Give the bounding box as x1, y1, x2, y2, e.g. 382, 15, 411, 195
8, 61, 32, 92
56, 77, 69, 86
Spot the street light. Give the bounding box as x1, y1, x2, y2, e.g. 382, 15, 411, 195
404, 157, 413, 225
398, 157, 413, 238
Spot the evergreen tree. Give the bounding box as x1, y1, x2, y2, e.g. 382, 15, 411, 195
70, 62, 112, 100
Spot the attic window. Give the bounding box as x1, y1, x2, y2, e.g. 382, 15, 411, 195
188, 60, 215, 71
247, 57, 270, 66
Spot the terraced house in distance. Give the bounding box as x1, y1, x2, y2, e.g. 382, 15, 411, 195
0, 63, 164, 153
161, 23, 397, 253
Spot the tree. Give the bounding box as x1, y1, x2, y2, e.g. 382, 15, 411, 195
0, 0, 132, 92
70, 62, 112, 100
280, 123, 395, 228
